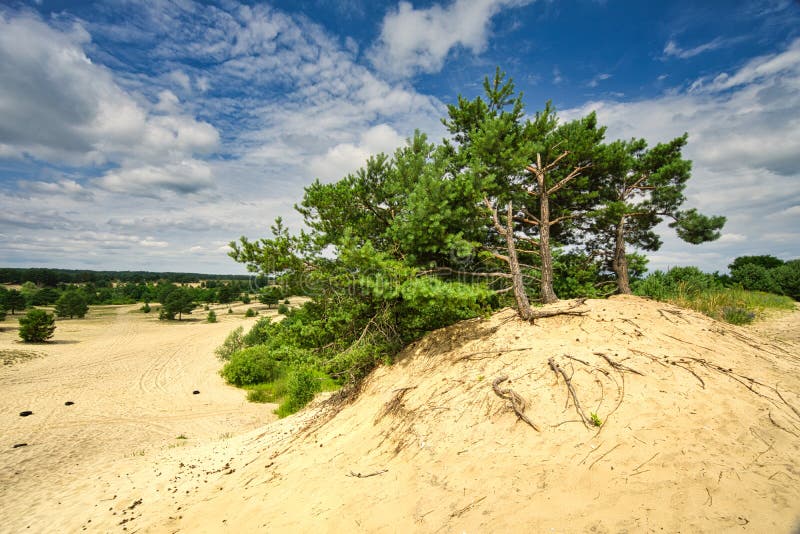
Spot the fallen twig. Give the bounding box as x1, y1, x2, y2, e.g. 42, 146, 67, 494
588, 443, 621, 470
491, 376, 540, 431
454, 347, 534, 363
450, 496, 487, 518
347, 469, 388, 478
632, 452, 659, 473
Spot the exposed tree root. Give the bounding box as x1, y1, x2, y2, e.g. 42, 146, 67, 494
453, 347, 534, 363
594, 352, 645, 376
375, 386, 416, 423
548, 357, 591, 428
527, 298, 588, 322
491, 375, 540, 431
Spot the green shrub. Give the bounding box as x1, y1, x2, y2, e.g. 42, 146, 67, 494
241, 294, 251, 304
18, 309, 56, 342
243, 317, 274, 347
284, 299, 290, 304
245, 308, 256, 318
276, 367, 320, 417
721, 306, 756, 325
221, 346, 282, 386
141, 302, 151, 313
207, 310, 217, 323
215, 326, 244, 360
277, 303, 289, 314
0, 307, 6, 321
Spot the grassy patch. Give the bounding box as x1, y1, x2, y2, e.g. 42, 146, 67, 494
666, 287, 794, 324
1, 349, 44, 366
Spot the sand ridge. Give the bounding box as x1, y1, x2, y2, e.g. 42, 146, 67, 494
2, 296, 800, 532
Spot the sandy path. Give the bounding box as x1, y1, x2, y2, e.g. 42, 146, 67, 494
0, 305, 273, 531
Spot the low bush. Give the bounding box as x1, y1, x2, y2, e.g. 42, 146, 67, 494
277, 303, 289, 314
215, 326, 244, 360
221, 345, 282, 386
207, 310, 217, 323
276, 367, 321, 417
245, 308, 256, 318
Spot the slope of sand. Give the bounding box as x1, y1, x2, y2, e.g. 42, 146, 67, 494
0, 303, 276, 531
4, 296, 800, 532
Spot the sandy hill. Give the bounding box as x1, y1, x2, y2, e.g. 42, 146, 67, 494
9, 296, 800, 532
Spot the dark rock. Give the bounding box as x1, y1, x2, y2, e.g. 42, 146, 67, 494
13, 443, 28, 448
19, 411, 33, 417
65, 401, 75, 406
192, 390, 200, 395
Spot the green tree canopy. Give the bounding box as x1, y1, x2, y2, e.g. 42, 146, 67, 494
19, 309, 56, 342
160, 288, 195, 320
55, 290, 89, 319
589, 135, 725, 293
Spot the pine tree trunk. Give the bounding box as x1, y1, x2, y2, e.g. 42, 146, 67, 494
613, 216, 632, 294
538, 176, 559, 304
503, 202, 535, 319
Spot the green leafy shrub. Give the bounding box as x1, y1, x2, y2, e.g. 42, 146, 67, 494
221, 346, 282, 386
277, 303, 289, 314
245, 308, 256, 318
215, 326, 244, 360
207, 310, 217, 323
18, 309, 56, 342
721, 306, 756, 325
0, 307, 6, 322
276, 367, 321, 416
141, 302, 151, 313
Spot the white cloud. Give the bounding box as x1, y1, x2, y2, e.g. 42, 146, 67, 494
95, 160, 215, 197
563, 38, 800, 271
587, 73, 611, 88
309, 124, 406, 181
663, 37, 728, 59
0, 12, 219, 187
21, 179, 94, 201
369, 0, 531, 77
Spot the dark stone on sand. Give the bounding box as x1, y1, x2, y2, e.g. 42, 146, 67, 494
13, 443, 28, 448
19, 411, 33, 417
65, 401, 75, 406
193, 390, 200, 395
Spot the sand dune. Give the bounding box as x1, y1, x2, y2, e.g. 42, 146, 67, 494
2, 296, 800, 533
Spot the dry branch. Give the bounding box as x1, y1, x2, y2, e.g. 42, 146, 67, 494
548, 357, 591, 428
491, 376, 540, 431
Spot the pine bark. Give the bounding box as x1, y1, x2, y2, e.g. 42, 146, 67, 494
612, 216, 632, 294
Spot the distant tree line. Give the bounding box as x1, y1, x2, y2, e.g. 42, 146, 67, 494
0, 279, 262, 314
0, 267, 251, 286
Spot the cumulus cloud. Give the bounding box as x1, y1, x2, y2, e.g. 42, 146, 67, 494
95, 160, 215, 197
21, 179, 94, 201
369, 0, 531, 77
563, 38, 800, 270
0, 12, 219, 183
309, 124, 406, 181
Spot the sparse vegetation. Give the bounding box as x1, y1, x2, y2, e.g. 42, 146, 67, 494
245, 308, 256, 317
590, 412, 603, 427
277, 303, 289, 314
207, 310, 217, 323
634, 266, 795, 324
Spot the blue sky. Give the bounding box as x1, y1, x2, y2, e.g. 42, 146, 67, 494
1, 0, 798, 274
